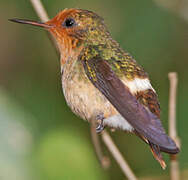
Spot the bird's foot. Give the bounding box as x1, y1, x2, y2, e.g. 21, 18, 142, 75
96, 122, 104, 133
96, 114, 105, 133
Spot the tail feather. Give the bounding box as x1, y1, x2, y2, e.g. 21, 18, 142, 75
134, 130, 179, 169
149, 141, 166, 169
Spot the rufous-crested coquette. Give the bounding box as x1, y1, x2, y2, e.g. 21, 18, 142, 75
10, 8, 180, 169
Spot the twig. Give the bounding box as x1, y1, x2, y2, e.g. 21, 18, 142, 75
29, 0, 137, 178
90, 124, 110, 169
30, 0, 49, 21
168, 72, 180, 180
101, 130, 137, 180
30, 0, 60, 55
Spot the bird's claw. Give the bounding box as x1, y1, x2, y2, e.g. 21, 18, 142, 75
96, 122, 104, 133
96, 114, 105, 133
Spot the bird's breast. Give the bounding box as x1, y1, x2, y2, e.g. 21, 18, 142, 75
61, 59, 117, 122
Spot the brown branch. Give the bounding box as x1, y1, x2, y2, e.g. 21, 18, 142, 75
30, 0, 60, 56
30, 0, 49, 21
168, 72, 181, 180
101, 130, 137, 180
29, 0, 137, 178
90, 123, 110, 169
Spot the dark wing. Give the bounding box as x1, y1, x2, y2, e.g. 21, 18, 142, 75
82, 56, 179, 153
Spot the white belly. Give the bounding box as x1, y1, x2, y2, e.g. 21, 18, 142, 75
104, 114, 134, 132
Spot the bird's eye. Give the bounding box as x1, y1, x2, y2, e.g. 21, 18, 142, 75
62, 18, 76, 28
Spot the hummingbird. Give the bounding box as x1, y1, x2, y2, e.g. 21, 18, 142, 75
10, 8, 179, 169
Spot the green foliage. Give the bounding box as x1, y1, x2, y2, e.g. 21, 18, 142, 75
34, 130, 107, 180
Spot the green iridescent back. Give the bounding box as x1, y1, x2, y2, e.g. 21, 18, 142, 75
80, 41, 148, 80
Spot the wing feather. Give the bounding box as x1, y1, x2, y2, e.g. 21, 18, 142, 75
82, 57, 179, 153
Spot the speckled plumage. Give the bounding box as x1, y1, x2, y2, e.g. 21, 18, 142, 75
80, 44, 148, 80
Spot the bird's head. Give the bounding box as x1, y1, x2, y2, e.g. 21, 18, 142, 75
47, 9, 109, 45
10, 9, 110, 64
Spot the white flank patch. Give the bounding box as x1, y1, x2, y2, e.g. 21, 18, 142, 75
104, 114, 134, 132
124, 78, 155, 94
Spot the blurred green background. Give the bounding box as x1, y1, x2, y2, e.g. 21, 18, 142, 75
0, 0, 188, 179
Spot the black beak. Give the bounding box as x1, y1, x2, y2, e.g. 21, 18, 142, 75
9, 18, 53, 28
